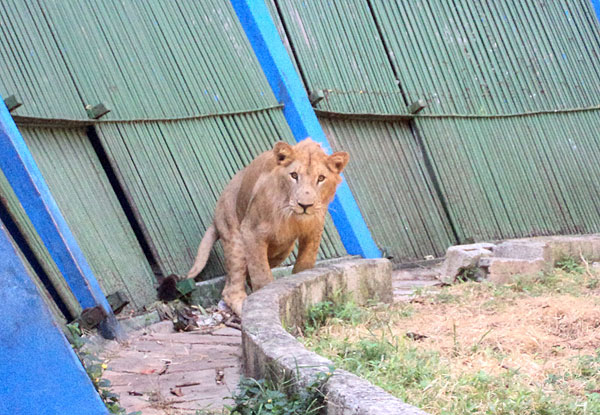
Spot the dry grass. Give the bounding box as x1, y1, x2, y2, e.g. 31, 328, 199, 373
304, 262, 600, 414
390, 284, 600, 386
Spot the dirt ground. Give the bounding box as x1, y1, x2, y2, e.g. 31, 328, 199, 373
394, 285, 600, 388
315, 266, 600, 408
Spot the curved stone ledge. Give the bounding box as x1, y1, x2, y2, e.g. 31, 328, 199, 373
241, 258, 429, 415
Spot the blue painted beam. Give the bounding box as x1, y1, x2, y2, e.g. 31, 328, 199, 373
591, 0, 600, 22
231, 0, 381, 258
0, 221, 108, 415
0, 98, 124, 339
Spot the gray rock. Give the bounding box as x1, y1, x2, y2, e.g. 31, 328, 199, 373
437, 243, 495, 284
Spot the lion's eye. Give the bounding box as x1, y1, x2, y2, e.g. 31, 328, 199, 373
317, 175, 325, 183
290, 172, 298, 180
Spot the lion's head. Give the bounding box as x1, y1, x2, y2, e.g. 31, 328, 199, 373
272, 138, 349, 218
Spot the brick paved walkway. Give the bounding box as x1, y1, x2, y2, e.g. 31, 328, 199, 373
101, 321, 241, 415
101, 266, 440, 414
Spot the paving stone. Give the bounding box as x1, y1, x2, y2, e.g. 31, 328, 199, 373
106, 355, 166, 374
100, 320, 242, 414
543, 235, 600, 263
393, 279, 441, 289
157, 367, 239, 402
113, 390, 155, 410
147, 330, 240, 345
168, 357, 240, 373
170, 397, 233, 411
212, 327, 242, 337
392, 267, 440, 282
102, 370, 156, 388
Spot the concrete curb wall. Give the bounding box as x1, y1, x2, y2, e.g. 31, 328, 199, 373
241, 258, 429, 415
437, 234, 600, 284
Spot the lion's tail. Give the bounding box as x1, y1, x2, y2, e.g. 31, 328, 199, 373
186, 224, 219, 279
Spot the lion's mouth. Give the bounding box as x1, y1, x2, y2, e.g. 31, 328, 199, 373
293, 207, 314, 216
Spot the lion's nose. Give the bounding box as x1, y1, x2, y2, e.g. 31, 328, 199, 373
298, 202, 313, 212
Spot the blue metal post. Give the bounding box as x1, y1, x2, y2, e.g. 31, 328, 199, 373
0, 98, 123, 339
0, 221, 108, 415
230, 0, 381, 258
591, 0, 600, 21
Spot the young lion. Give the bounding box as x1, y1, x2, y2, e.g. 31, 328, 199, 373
186, 138, 349, 316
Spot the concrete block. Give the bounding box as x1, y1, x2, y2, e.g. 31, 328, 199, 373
494, 240, 551, 262
544, 235, 600, 263
330, 259, 393, 304
487, 258, 546, 284
438, 243, 495, 283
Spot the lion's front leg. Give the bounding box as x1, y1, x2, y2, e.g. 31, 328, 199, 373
293, 228, 323, 274
242, 227, 273, 292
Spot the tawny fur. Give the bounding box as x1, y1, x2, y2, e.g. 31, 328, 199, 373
186, 138, 349, 316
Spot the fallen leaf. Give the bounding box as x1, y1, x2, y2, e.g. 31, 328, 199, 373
140, 369, 156, 375
405, 332, 428, 341
170, 387, 184, 397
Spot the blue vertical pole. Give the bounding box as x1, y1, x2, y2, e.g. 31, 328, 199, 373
0, 98, 123, 340
0, 221, 108, 415
591, 0, 600, 22
230, 0, 381, 258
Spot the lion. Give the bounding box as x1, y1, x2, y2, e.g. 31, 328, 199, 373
186, 138, 349, 316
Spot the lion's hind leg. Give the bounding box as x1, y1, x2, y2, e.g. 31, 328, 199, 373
221, 232, 248, 316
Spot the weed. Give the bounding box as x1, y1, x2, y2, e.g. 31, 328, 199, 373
587, 278, 600, 290
397, 304, 415, 319
304, 292, 364, 335
451, 322, 462, 357
556, 256, 584, 274
66, 322, 138, 415
433, 288, 458, 304
305, 300, 334, 334
456, 266, 480, 282
470, 328, 493, 354
226, 369, 332, 415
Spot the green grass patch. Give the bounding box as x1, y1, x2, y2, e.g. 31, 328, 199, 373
226, 370, 332, 415
302, 259, 600, 415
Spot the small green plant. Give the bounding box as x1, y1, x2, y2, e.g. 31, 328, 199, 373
555, 256, 584, 274
456, 266, 480, 282
433, 288, 458, 304
305, 300, 335, 334
226, 369, 332, 415
304, 292, 364, 335
66, 323, 138, 415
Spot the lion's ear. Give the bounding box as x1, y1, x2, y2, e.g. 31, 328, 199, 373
327, 151, 349, 173
273, 141, 294, 166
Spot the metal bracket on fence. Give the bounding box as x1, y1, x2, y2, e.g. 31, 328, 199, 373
4, 95, 22, 112
107, 291, 129, 315
408, 99, 426, 114
85, 103, 110, 119
309, 89, 325, 105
